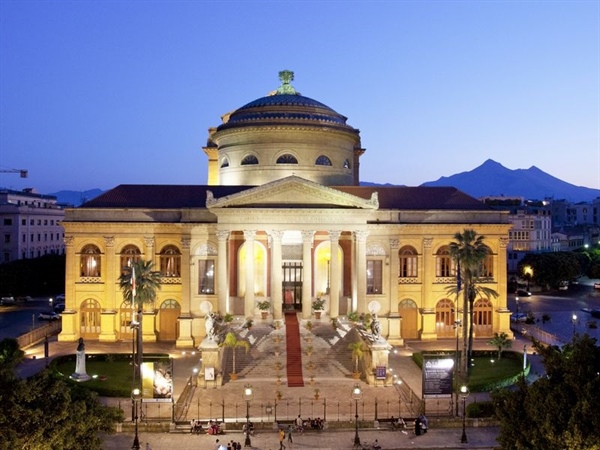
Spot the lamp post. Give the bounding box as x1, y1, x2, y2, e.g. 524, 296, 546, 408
453, 319, 461, 417
572, 314, 577, 336
243, 384, 254, 447
515, 296, 520, 316
460, 385, 469, 444
352, 383, 362, 447
131, 388, 142, 450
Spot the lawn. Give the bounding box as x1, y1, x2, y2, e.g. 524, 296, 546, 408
52, 353, 169, 397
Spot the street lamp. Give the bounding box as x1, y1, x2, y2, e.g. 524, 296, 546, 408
572, 314, 578, 336
352, 383, 362, 447
131, 388, 142, 450
460, 385, 470, 444
243, 384, 254, 447
453, 319, 461, 417
515, 297, 520, 316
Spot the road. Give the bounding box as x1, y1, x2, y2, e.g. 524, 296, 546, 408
0, 297, 57, 340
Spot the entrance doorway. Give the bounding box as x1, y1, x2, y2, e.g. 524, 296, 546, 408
282, 261, 302, 311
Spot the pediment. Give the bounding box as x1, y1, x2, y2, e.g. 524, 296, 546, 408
206, 176, 378, 210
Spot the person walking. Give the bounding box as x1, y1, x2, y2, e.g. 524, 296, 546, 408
287, 424, 293, 445
278, 427, 286, 449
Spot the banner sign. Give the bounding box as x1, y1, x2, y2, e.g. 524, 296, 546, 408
375, 366, 386, 380
141, 358, 173, 402
422, 355, 454, 398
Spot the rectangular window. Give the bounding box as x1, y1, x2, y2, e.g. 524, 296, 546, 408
30, 219, 34, 225
21, 219, 26, 226
3, 219, 12, 226
198, 260, 215, 294
4, 234, 10, 243
366, 260, 383, 294
22, 234, 26, 243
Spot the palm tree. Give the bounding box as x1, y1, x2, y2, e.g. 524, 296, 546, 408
449, 229, 497, 376
118, 259, 161, 384
489, 332, 512, 359
221, 332, 250, 379
348, 341, 364, 377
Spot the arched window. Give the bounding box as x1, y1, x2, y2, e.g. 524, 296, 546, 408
276, 154, 298, 164
315, 155, 332, 166
160, 245, 181, 277
343, 159, 351, 169
80, 244, 101, 277
220, 158, 230, 168
80, 298, 101, 338
436, 246, 454, 277
241, 155, 259, 165
120, 245, 141, 274
435, 298, 456, 337
399, 246, 418, 277
479, 246, 494, 278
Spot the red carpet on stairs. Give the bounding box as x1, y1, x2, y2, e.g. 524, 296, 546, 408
284, 312, 304, 387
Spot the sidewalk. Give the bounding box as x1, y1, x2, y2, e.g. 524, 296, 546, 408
100, 427, 501, 449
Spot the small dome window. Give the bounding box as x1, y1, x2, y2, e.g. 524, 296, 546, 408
344, 159, 351, 169
220, 158, 230, 168
276, 154, 298, 164
241, 155, 259, 165
315, 155, 332, 166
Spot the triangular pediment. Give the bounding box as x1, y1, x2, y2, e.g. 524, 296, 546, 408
206, 176, 378, 210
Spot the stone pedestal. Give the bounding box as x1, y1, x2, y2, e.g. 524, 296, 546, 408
365, 339, 393, 386
70, 338, 91, 382
386, 313, 404, 346
198, 339, 222, 387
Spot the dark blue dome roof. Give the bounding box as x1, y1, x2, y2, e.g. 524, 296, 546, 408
238, 94, 335, 111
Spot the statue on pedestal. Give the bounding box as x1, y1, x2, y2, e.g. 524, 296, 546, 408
70, 337, 91, 382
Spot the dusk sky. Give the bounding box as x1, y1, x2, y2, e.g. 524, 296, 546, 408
1, 1, 598, 195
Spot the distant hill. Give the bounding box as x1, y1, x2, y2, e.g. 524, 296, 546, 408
420, 159, 600, 202
50, 189, 104, 206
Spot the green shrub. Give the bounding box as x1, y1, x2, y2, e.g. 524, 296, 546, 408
466, 401, 495, 418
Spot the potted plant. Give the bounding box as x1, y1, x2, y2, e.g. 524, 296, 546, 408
257, 300, 271, 319
220, 332, 250, 380
348, 341, 364, 380
312, 298, 326, 319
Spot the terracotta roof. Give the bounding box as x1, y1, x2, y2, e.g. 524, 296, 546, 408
80, 185, 252, 208
81, 184, 488, 211
333, 186, 490, 211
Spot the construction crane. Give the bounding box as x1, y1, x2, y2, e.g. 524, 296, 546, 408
0, 168, 28, 178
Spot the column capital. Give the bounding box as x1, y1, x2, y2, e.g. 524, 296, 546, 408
499, 237, 509, 248
181, 237, 191, 249
64, 235, 74, 246
301, 230, 315, 243
216, 230, 231, 241
103, 236, 115, 247
390, 239, 400, 250
423, 237, 433, 248
243, 230, 257, 241
353, 230, 369, 242
144, 236, 155, 247
267, 230, 285, 241
328, 230, 342, 242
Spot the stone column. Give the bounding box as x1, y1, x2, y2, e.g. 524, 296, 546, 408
144, 236, 155, 270
58, 235, 78, 342
354, 230, 369, 314
216, 230, 230, 314
389, 239, 400, 312
328, 230, 341, 319
301, 231, 315, 319
180, 236, 191, 314
243, 230, 256, 317
104, 236, 116, 310
420, 238, 435, 340
269, 230, 284, 320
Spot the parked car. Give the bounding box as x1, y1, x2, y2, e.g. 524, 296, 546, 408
516, 289, 531, 296
511, 312, 528, 322
16, 296, 33, 302
0, 296, 16, 306
54, 303, 66, 313
38, 311, 61, 321
55, 294, 65, 302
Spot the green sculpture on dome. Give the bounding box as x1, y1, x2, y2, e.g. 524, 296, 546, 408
276, 70, 297, 95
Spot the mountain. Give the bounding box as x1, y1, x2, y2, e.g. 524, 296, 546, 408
420, 159, 600, 202
50, 189, 104, 206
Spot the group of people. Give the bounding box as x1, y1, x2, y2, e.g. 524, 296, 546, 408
415, 414, 428, 436
191, 419, 222, 435
293, 415, 324, 432
214, 439, 241, 450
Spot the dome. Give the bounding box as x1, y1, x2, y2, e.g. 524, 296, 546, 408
216, 71, 354, 132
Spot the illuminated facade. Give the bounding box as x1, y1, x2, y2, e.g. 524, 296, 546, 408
59, 71, 512, 347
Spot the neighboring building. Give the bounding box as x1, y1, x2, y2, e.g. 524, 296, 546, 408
481, 197, 552, 273
59, 71, 512, 347
0, 188, 65, 263
551, 226, 586, 251
551, 198, 600, 227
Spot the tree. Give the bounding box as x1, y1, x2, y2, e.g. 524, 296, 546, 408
221, 332, 250, 377
348, 341, 364, 374
449, 229, 497, 376
118, 259, 161, 384
493, 334, 600, 450
0, 338, 24, 375
0, 339, 122, 450
488, 332, 512, 359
